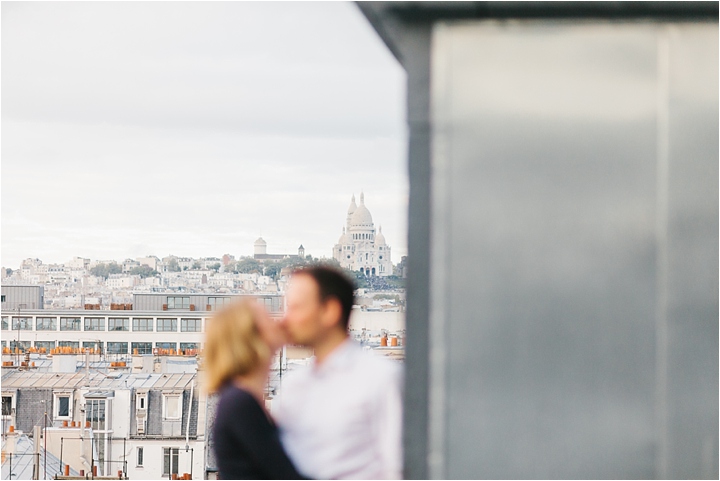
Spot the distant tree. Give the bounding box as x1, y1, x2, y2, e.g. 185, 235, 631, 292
313, 258, 342, 269
278, 256, 309, 270
223, 261, 238, 274
166, 258, 181, 272
90, 262, 122, 279
5, 268, 12, 276
129, 266, 159, 278
236, 257, 263, 274
192, 261, 202, 270
263, 263, 282, 279
383, 276, 406, 289
209, 263, 221, 272
373, 293, 402, 304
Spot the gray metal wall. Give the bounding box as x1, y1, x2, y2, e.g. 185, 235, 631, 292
426, 20, 717, 479
1, 285, 44, 310
131, 293, 283, 313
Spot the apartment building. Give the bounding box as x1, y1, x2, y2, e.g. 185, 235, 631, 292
1, 290, 283, 355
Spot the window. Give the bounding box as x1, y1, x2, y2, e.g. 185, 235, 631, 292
163, 447, 179, 476
83, 341, 103, 354
58, 397, 69, 416
207, 297, 230, 311
36, 317, 57, 331
60, 317, 81, 331
258, 297, 273, 310
136, 393, 147, 410
132, 318, 153, 331
156, 342, 177, 351
58, 341, 79, 349
54, 393, 71, 419
85, 399, 106, 430
2, 396, 12, 416
107, 342, 128, 354
131, 342, 152, 355
11, 317, 32, 330
108, 318, 129, 331
179, 343, 200, 352
167, 297, 189, 309
9, 341, 31, 352
137, 447, 144, 467
35, 341, 56, 352
180, 318, 201, 332
84, 317, 105, 331
157, 318, 177, 332
2, 316, 8, 330
163, 394, 181, 419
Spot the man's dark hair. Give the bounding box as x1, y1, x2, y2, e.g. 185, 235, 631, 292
294, 266, 355, 330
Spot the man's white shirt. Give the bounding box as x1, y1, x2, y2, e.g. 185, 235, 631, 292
273, 339, 403, 479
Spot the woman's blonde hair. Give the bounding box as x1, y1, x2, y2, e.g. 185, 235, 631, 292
202, 300, 271, 393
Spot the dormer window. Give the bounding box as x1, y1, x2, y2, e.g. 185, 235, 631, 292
2, 394, 14, 417
54, 392, 73, 420
136, 392, 147, 410
136, 391, 148, 434
163, 394, 181, 420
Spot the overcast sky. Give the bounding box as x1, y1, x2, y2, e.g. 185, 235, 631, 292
1, 1, 407, 269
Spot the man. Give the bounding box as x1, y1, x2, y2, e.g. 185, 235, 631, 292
274, 266, 403, 479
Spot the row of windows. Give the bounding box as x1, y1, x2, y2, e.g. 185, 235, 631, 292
167, 296, 190, 309
133, 445, 185, 475
3, 393, 74, 419
165, 296, 281, 311
0, 340, 200, 354
1, 316, 202, 332
167, 296, 251, 310
342, 245, 385, 251
3, 393, 184, 423
352, 233, 374, 240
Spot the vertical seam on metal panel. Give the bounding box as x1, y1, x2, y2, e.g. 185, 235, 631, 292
428, 20, 449, 480
654, 24, 670, 480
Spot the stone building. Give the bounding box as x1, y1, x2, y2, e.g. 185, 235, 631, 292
333, 193, 393, 276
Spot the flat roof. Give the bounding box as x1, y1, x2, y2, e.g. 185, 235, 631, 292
1, 370, 196, 390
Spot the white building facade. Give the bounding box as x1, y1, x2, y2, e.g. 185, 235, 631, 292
333, 193, 393, 276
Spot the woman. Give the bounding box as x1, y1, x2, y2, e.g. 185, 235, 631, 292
204, 300, 306, 480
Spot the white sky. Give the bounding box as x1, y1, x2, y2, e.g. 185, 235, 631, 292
1, 1, 408, 269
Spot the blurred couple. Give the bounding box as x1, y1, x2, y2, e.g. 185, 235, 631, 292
204, 266, 403, 480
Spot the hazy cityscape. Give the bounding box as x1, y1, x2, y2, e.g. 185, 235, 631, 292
1, 195, 407, 480
1, 249, 406, 480
1, 247, 406, 311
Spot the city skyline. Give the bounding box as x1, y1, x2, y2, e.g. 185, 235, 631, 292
1, 2, 408, 268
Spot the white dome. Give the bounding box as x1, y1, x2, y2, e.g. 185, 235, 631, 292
347, 194, 357, 214
349, 192, 373, 227
350, 204, 373, 227
338, 228, 350, 244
